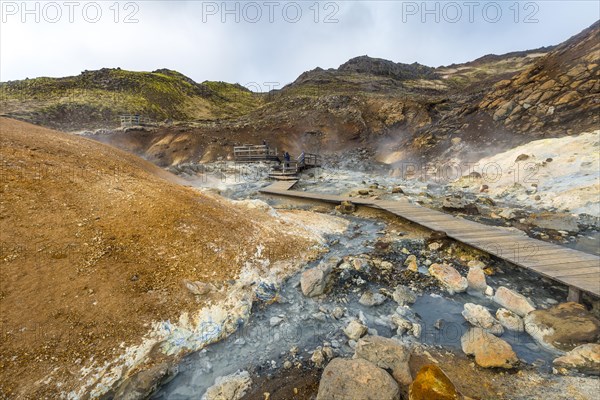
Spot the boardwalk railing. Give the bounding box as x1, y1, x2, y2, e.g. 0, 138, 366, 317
233, 145, 279, 162
120, 115, 151, 127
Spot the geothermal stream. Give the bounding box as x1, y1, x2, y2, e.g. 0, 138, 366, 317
149, 165, 592, 399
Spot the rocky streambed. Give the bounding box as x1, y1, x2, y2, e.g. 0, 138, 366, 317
149, 194, 600, 400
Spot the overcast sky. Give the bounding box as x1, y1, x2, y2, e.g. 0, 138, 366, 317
1, 1, 598, 90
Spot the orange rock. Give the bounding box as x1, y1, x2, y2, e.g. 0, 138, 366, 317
409, 364, 462, 400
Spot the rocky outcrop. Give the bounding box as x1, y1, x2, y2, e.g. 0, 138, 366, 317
524, 302, 600, 352
409, 364, 462, 400
478, 21, 600, 135
317, 358, 401, 400
338, 55, 438, 81
493, 286, 535, 317
461, 328, 518, 369
553, 343, 600, 375
354, 336, 412, 386
429, 263, 468, 294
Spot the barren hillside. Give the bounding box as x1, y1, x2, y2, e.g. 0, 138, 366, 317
0, 118, 320, 398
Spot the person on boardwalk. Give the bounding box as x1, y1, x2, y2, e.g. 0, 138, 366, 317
283, 151, 290, 169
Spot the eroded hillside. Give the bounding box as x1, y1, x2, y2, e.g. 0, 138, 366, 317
1, 22, 598, 167
0, 117, 328, 398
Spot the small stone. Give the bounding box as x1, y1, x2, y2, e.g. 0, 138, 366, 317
311, 348, 325, 367
300, 263, 332, 297
359, 291, 387, 307
335, 200, 356, 214
412, 323, 422, 338
462, 303, 504, 335
467, 260, 486, 269
322, 346, 334, 360
344, 319, 368, 341
496, 308, 525, 332
467, 267, 487, 293
183, 280, 213, 296
270, 317, 284, 327
392, 285, 417, 306
203, 370, 252, 400
403, 254, 418, 271
391, 315, 413, 336
499, 209, 515, 220
428, 242, 442, 251
485, 286, 494, 297
331, 307, 345, 320
429, 263, 468, 294
283, 361, 292, 369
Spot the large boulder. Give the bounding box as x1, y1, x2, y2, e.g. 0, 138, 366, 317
553, 343, 600, 375
202, 370, 252, 400
496, 308, 525, 332
429, 264, 468, 294
300, 262, 333, 297
317, 358, 400, 400
524, 302, 600, 352
354, 336, 412, 386
461, 328, 518, 369
409, 364, 462, 400
493, 286, 535, 317
462, 303, 504, 335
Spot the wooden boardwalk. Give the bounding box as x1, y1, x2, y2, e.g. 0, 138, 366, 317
260, 181, 600, 299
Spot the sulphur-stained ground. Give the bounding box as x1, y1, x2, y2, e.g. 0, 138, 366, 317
0, 118, 347, 399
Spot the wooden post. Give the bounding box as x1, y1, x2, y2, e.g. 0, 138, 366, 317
567, 286, 582, 303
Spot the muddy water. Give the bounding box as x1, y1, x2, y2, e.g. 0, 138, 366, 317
153, 211, 563, 399
568, 231, 600, 256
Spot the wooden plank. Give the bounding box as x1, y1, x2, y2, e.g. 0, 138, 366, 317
521, 259, 597, 270
537, 265, 600, 276
559, 274, 600, 294
261, 183, 600, 297
553, 268, 600, 278
524, 258, 599, 269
